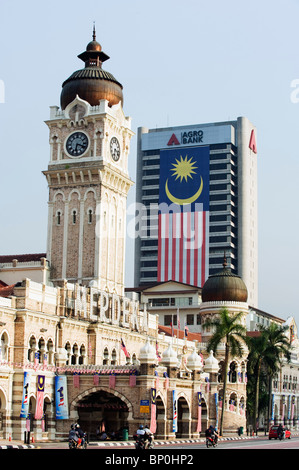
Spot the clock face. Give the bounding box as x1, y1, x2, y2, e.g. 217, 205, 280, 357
65, 132, 89, 157
110, 137, 121, 162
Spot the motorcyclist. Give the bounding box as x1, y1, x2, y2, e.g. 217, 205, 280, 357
143, 424, 153, 449
69, 424, 80, 447
205, 425, 218, 444
75, 423, 85, 448
277, 423, 284, 439
136, 425, 146, 446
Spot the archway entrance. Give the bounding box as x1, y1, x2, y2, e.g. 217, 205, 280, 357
76, 390, 129, 440
177, 396, 190, 438
0, 389, 6, 438
155, 395, 166, 439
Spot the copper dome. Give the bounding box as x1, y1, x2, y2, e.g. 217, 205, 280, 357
202, 258, 248, 303
60, 27, 123, 110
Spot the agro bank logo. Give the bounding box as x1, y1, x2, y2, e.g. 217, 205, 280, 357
167, 129, 204, 146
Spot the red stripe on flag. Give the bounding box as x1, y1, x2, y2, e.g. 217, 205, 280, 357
179, 212, 184, 283
201, 211, 206, 286
157, 213, 162, 282
194, 211, 198, 286
186, 212, 191, 285
172, 213, 176, 280
164, 214, 169, 280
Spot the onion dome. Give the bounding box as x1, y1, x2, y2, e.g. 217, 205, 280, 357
139, 337, 156, 364
161, 344, 178, 367
203, 350, 219, 374
186, 348, 203, 371
60, 25, 123, 110
202, 255, 248, 303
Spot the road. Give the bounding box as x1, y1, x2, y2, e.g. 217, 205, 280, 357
8, 437, 298, 468
32, 435, 299, 450
161, 436, 299, 450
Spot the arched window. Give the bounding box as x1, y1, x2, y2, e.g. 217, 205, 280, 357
47, 339, 54, 365
71, 344, 78, 365
103, 347, 109, 365
28, 336, 37, 362
229, 362, 237, 383
111, 348, 117, 365
56, 211, 61, 226
72, 210, 77, 224
38, 338, 46, 364
0, 332, 8, 361
79, 344, 86, 365
65, 342, 71, 365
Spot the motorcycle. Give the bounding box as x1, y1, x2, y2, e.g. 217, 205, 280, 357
68, 433, 88, 449
278, 431, 285, 441
135, 436, 154, 450
206, 436, 217, 448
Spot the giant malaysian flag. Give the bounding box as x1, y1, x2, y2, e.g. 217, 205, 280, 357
158, 146, 210, 287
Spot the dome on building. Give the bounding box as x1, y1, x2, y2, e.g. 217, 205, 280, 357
139, 337, 156, 364
203, 350, 219, 374
186, 348, 203, 371
161, 344, 178, 367
60, 27, 123, 110
201, 255, 248, 303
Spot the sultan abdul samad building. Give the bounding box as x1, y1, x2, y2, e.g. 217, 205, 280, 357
0, 29, 254, 441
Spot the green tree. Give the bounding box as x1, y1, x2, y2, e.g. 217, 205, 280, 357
203, 307, 247, 436
247, 323, 291, 432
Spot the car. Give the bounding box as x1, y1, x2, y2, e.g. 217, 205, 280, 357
268, 425, 291, 440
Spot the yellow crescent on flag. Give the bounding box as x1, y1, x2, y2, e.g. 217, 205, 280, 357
165, 176, 203, 205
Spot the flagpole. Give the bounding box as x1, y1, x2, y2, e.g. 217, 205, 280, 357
171, 314, 174, 348
176, 307, 179, 356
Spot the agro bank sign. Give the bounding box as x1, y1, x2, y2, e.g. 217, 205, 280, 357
141, 124, 235, 151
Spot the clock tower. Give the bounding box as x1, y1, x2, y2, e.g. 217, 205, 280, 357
43, 28, 134, 296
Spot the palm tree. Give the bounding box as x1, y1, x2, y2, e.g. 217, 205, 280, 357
248, 323, 291, 432
203, 307, 247, 436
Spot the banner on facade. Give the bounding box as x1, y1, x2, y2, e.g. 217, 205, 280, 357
129, 371, 136, 387
20, 371, 32, 418
172, 390, 177, 433
150, 388, 157, 434
291, 396, 295, 420
73, 372, 80, 388
55, 375, 69, 420
35, 375, 45, 420
271, 393, 275, 421
196, 392, 202, 433
215, 393, 218, 431
288, 394, 291, 420
158, 146, 210, 287
282, 395, 285, 421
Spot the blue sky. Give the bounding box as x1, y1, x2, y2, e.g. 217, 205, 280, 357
0, 0, 299, 325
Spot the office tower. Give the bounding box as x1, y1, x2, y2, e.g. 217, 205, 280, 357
134, 117, 258, 306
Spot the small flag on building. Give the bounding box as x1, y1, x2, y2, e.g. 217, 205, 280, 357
120, 339, 130, 358
109, 374, 116, 389
129, 371, 136, 387
73, 372, 80, 388
163, 371, 169, 390
156, 341, 161, 361
35, 375, 45, 420
150, 388, 157, 434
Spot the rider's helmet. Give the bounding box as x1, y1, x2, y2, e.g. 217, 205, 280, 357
139, 425, 144, 429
